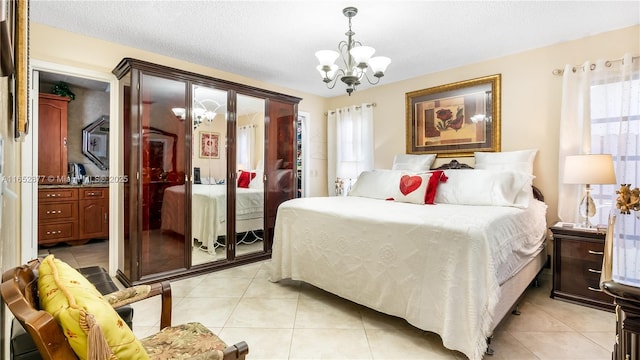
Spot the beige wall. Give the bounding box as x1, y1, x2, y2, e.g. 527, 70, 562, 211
30, 23, 640, 224
30, 22, 329, 196
326, 25, 640, 224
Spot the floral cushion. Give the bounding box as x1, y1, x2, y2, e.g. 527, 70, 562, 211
141, 322, 228, 360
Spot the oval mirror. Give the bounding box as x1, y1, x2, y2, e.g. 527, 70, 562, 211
82, 115, 109, 170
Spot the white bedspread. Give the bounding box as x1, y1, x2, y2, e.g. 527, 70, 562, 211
269, 196, 547, 360
161, 184, 264, 252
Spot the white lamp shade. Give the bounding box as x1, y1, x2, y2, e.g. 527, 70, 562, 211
368, 56, 391, 74
349, 46, 375, 65
563, 154, 616, 185
171, 107, 186, 119
315, 50, 339, 66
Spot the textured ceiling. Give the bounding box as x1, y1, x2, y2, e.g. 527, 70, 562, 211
30, 1, 640, 98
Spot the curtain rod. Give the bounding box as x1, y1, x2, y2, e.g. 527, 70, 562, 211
552, 55, 639, 76
325, 102, 377, 116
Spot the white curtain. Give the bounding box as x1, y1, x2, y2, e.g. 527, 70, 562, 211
591, 54, 640, 285
327, 104, 374, 196
557, 61, 593, 223
237, 125, 256, 171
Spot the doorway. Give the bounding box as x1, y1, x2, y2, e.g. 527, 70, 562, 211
23, 61, 118, 272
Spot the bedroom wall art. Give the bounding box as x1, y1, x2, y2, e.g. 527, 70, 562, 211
405, 74, 501, 157
199, 131, 219, 158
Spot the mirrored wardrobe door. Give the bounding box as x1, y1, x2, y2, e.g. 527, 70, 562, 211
138, 73, 188, 277
191, 85, 228, 265
235, 94, 266, 257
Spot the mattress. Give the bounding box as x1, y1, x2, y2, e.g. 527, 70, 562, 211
270, 196, 547, 360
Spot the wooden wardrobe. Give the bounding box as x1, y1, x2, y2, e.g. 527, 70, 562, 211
113, 58, 301, 285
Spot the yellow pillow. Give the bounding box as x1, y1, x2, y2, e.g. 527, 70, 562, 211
37, 255, 148, 360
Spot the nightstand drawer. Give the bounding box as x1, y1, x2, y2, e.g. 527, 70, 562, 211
558, 256, 611, 303
560, 239, 604, 261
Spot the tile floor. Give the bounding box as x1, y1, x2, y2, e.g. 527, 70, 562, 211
46, 242, 616, 360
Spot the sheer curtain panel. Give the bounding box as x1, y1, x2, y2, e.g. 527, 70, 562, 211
237, 125, 256, 171
557, 61, 593, 223
327, 104, 374, 196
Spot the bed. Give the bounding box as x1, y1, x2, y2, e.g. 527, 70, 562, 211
269, 157, 547, 360
161, 184, 264, 253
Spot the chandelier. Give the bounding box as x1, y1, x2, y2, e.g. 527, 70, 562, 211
315, 7, 391, 96
172, 99, 221, 130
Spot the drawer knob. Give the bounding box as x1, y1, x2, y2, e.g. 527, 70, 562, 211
587, 286, 603, 292
588, 268, 602, 274
588, 250, 604, 255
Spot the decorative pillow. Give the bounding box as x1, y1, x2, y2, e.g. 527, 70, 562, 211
348, 170, 404, 200
249, 170, 264, 189
38, 255, 148, 360
391, 154, 437, 171
474, 149, 538, 175
394, 173, 431, 204
434, 169, 533, 208
237, 170, 257, 188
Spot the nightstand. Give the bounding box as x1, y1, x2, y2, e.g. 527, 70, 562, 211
550, 225, 615, 311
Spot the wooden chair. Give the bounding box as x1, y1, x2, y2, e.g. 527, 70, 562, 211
1, 260, 249, 360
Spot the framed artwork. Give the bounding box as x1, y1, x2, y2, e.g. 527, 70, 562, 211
405, 74, 501, 157
199, 131, 220, 158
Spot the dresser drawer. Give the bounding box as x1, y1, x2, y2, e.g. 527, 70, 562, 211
38, 202, 77, 222
39, 222, 76, 243
39, 188, 78, 202
80, 187, 108, 199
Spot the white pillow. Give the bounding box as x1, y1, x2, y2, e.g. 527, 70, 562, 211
435, 169, 533, 208
391, 154, 436, 171
249, 170, 264, 189
348, 170, 403, 200
474, 149, 538, 175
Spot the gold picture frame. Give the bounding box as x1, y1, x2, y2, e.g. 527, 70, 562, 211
405, 74, 501, 157
199, 131, 220, 159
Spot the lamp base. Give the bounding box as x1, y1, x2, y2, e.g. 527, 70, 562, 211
579, 186, 597, 228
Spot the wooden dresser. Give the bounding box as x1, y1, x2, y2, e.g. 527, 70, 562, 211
550, 225, 615, 311
38, 186, 109, 245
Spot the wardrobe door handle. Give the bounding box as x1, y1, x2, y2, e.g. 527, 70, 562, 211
588, 250, 604, 255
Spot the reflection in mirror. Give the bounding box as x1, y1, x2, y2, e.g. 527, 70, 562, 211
191, 85, 228, 265
138, 73, 186, 277
82, 115, 109, 170
235, 94, 265, 257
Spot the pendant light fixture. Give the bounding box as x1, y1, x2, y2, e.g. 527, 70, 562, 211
315, 6, 391, 96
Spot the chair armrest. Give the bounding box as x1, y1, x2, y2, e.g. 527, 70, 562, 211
102, 281, 173, 329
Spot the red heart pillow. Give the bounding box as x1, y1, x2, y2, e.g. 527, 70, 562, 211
392, 171, 448, 205
399, 175, 422, 195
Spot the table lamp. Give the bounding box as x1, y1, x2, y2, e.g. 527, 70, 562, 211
563, 154, 616, 228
